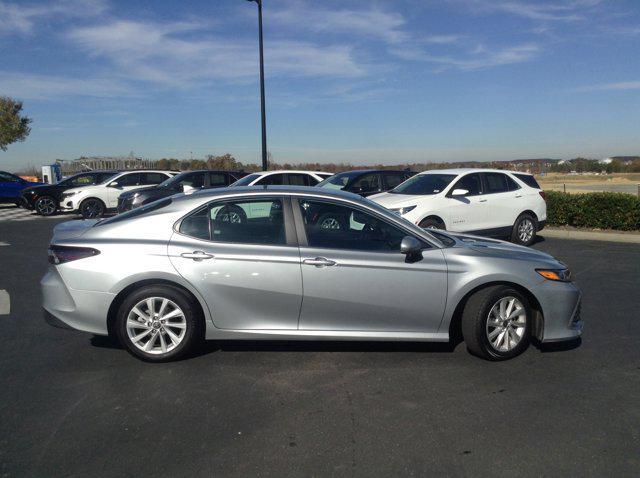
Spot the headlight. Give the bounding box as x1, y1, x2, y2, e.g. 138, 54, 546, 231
536, 268, 572, 282
399, 205, 416, 215
62, 191, 78, 199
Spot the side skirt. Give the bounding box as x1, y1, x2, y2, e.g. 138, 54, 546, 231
205, 328, 450, 342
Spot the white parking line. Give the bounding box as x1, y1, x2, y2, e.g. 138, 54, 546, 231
0, 290, 9, 315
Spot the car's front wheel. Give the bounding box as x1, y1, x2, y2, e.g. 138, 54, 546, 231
116, 285, 204, 362
35, 196, 57, 216
79, 198, 105, 219
461, 285, 531, 360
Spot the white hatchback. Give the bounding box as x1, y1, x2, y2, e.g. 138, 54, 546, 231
370, 169, 547, 246
60, 170, 176, 219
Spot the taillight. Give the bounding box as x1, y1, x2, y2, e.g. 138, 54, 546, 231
48, 245, 100, 264
539, 191, 546, 201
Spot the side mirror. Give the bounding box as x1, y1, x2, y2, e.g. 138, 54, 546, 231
450, 188, 469, 197
400, 236, 423, 262
182, 184, 196, 194
108, 181, 119, 188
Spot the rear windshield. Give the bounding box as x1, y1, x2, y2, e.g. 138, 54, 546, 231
230, 173, 260, 186
513, 173, 541, 189
94, 198, 172, 226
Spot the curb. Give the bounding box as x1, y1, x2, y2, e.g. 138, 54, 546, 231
541, 228, 640, 244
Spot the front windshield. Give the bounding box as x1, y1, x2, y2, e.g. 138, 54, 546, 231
389, 174, 456, 195
230, 173, 260, 186
317, 171, 360, 190
157, 172, 187, 189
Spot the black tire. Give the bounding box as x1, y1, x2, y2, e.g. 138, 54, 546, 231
419, 217, 445, 230
35, 196, 58, 216
116, 285, 204, 362
461, 285, 531, 361
511, 213, 537, 246
80, 198, 106, 219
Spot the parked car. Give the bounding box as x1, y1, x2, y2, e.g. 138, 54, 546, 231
42, 186, 581, 362
59, 170, 176, 219
20, 170, 119, 216
0, 171, 44, 206
231, 170, 329, 187
117, 170, 246, 213
316, 169, 415, 197
370, 169, 546, 246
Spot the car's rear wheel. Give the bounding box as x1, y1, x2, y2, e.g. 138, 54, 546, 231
116, 285, 204, 362
419, 217, 445, 230
461, 285, 531, 360
35, 196, 57, 216
80, 198, 105, 219
511, 213, 537, 246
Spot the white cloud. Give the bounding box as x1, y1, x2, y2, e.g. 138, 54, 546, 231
449, 0, 603, 22
575, 81, 640, 92
0, 71, 133, 100
269, 1, 407, 44
67, 19, 365, 86
0, 0, 107, 34
390, 43, 540, 71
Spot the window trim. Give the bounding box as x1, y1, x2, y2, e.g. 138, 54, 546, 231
291, 196, 429, 253
175, 195, 297, 247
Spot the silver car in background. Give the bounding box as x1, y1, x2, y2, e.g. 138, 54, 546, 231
42, 187, 582, 362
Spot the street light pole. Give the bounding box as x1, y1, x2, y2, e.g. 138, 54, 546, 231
247, 0, 268, 171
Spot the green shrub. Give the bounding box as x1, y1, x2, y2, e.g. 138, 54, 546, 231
545, 191, 640, 230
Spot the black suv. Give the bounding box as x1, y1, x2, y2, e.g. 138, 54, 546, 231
117, 170, 246, 213
20, 170, 119, 216
316, 169, 415, 197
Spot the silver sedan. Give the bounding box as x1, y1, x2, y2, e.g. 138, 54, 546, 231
42, 186, 582, 361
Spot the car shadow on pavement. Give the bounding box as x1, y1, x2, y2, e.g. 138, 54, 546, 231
537, 337, 582, 353
89, 335, 459, 357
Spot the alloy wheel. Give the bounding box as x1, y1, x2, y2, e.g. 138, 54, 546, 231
36, 197, 56, 215
126, 297, 187, 355
518, 219, 534, 243
485, 296, 526, 352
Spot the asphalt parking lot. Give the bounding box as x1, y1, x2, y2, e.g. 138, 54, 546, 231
0, 216, 639, 477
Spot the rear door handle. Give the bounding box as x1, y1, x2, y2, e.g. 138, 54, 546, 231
478, 199, 487, 202
180, 251, 214, 261
302, 257, 337, 267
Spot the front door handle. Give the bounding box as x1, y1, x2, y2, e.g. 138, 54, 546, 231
302, 257, 337, 267
478, 198, 487, 202
181, 251, 214, 261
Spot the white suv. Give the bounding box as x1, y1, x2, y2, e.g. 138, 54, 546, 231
370, 169, 546, 246
230, 170, 331, 187
60, 170, 176, 219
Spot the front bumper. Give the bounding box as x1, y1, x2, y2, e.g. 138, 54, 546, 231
531, 280, 583, 342
41, 266, 114, 335
117, 195, 134, 213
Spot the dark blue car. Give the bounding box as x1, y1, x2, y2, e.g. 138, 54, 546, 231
0, 171, 44, 206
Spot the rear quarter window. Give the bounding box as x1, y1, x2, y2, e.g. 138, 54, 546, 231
513, 174, 541, 189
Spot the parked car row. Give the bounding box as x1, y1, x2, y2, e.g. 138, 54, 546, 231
42, 185, 581, 363
11, 166, 546, 245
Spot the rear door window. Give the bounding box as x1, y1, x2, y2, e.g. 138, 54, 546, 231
256, 174, 284, 186
483, 173, 510, 194
382, 172, 406, 190
287, 174, 312, 186
209, 173, 228, 187
141, 173, 167, 185
179, 198, 286, 245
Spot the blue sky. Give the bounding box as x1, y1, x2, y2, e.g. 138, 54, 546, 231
1, 0, 639, 170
